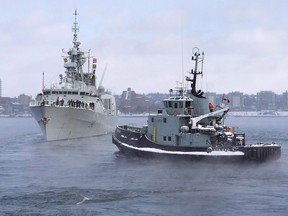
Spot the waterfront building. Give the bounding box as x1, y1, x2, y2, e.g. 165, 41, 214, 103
256, 91, 276, 111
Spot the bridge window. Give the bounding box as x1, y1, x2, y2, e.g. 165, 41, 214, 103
44, 91, 51, 95
185, 101, 191, 108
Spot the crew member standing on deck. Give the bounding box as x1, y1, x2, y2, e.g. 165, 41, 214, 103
209, 102, 214, 112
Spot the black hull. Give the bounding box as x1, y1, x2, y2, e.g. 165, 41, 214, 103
112, 126, 281, 162
112, 135, 240, 162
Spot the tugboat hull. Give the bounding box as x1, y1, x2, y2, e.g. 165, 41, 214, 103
112, 135, 244, 162
112, 126, 281, 162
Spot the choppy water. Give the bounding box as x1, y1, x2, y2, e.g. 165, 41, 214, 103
1, 116, 288, 216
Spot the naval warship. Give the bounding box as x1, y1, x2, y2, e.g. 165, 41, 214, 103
30, 10, 116, 141
112, 48, 281, 162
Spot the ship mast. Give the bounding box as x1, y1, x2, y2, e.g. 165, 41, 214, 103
72, 9, 84, 81
72, 9, 79, 49
186, 47, 205, 98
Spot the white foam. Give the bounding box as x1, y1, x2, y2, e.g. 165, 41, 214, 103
248, 143, 279, 147
76, 197, 90, 205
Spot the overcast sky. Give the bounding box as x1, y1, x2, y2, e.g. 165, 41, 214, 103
1, 0, 288, 98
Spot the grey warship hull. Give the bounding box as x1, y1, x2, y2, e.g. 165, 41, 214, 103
30, 105, 116, 141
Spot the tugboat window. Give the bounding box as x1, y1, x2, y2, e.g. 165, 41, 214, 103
151, 117, 154, 122
163, 118, 167, 123
163, 136, 166, 141
168, 101, 172, 107
168, 136, 172, 141
174, 103, 178, 108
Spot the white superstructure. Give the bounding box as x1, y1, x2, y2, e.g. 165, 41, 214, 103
30, 10, 117, 141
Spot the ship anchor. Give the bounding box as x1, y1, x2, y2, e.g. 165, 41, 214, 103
39, 117, 51, 125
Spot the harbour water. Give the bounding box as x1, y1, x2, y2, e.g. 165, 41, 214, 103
1, 116, 288, 215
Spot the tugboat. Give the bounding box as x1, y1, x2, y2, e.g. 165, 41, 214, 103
112, 48, 281, 162
30, 10, 117, 141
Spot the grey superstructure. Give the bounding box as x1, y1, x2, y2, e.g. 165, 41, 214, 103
30, 10, 116, 141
